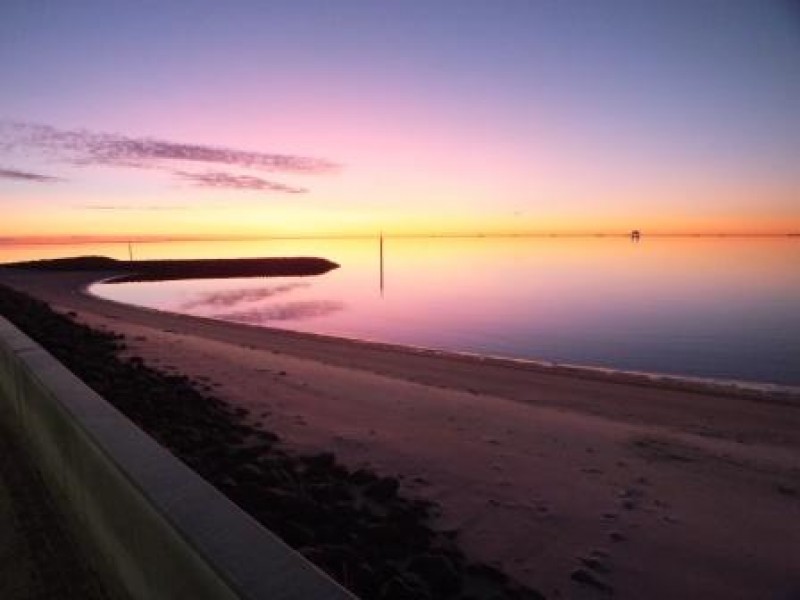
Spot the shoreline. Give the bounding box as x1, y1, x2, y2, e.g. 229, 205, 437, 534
1, 232, 797, 247
79, 274, 799, 403
0, 278, 540, 600
2, 265, 800, 598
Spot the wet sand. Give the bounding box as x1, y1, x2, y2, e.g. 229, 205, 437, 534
1, 267, 799, 599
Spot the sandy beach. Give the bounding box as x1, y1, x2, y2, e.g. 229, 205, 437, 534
1, 267, 798, 599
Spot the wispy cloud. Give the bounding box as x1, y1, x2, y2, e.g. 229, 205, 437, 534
0, 167, 63, 183
1, 121, 336, 195
80, 205, 189, 211
1, 121, 339, 174
174, 170, 307, 193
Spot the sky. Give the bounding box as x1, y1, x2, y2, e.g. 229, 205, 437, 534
1, 0, 798, 239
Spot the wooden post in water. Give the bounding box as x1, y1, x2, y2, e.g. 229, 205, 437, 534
128, 242, 134, 261
379, 231, 384, 298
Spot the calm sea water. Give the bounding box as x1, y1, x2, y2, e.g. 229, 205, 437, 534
2, 237, 798, 385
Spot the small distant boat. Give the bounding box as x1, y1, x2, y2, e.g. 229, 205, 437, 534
631, 229, 641, 241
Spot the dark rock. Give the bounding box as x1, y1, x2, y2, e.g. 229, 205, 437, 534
516, 587, 548, 600
236, 463, 263, 482
571, 567, 613, 592
276, 521, 316, 547
300, 544, 365, 584
407, 553, 461, 595
579, 556, 610, 573
259, 464, 294, 486
379, 574, 431, 600
303, 452, 336, 471
350, 468, 377, 485
466, 563, 508, 584
255, 430, 279, 443
365, 477, 400, 501
257, 487, 318, 518
0, 283, 549, 600
309, 482, 350, 504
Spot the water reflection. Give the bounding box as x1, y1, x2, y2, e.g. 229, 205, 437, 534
379, 232, 385, 298
77, 236, 800, 385
213, 300, 345, 324
180, 283, 308, 310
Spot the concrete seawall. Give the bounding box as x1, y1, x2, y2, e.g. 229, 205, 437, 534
0, 316, 355, 600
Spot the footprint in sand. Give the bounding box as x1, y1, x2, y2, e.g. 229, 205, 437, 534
617, 486, 645, 511
581, 467, 604, 475
608, 531, 627, 543
662, 515, 680, 525
578, 553, 611, 574
571, 567, 613, 594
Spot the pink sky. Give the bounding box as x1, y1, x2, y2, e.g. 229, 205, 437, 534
1, 2, 798, 238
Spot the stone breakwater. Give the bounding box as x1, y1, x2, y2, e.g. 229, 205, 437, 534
0, 283, 545, 600
4, 255, 339, 282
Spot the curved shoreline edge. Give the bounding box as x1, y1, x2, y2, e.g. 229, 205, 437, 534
81, 275, 799, 402
0, 264, 797, 403
0, 271, 550, 599
3, 265, 800, 598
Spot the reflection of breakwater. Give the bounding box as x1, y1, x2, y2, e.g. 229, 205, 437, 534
179, 282, 345, 324
213, 300, 345, 324
379, 232, 384, 297
180, 283, 309, 310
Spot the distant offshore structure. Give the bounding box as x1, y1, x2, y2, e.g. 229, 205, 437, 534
631, 229, 641, 241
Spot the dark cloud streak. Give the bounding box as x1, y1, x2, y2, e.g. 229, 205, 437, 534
1, 121, 338, 174
0, 167, 63, 183
174, 170, 307, 193
80, 205, 189, 211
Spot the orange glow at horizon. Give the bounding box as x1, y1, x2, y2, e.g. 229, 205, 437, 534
2, 212, 798, 242
2, 3, 798, 247
1, 150, 797, 240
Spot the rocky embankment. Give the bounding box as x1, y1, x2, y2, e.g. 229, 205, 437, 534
0, 283, 544, 600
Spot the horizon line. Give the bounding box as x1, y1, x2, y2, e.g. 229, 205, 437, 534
1, 231, 798, 245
